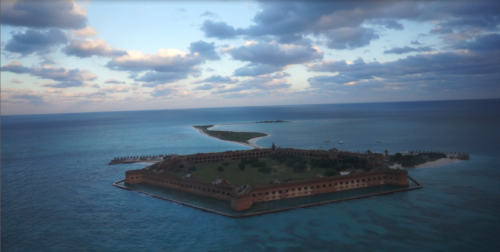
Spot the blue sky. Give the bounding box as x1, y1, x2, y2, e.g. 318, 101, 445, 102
1, 0, 499, 115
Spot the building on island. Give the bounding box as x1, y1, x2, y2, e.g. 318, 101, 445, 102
124, 144, 409, 212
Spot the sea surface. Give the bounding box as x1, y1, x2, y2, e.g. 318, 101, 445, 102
2, 99, 500, 251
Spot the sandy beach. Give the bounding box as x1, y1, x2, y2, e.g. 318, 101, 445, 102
193, 126, 267, 149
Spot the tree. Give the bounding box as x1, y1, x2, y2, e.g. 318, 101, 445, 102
189, 166, 196, 172
384, 150, 389, 156
217, 166, 224, 172
238, 163, 246, 170
223, 162, 229, 166
179, 164, 185, 168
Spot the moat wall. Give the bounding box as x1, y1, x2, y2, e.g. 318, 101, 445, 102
125, 169, 409, 212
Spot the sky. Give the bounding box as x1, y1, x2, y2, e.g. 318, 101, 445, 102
1, 0, 500, 115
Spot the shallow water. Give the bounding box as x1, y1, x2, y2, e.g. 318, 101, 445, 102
2, 99, 500, 251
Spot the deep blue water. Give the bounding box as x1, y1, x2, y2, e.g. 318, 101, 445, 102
2, 99, 500, 251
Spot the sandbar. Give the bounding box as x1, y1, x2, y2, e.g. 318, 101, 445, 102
193, 125, 267, 149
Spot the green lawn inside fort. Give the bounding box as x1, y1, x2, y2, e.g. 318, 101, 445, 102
170, 154, 372, 185
194, 125, 267, 144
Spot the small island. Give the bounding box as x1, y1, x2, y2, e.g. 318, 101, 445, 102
256, 120, 289, 123
194, 125, 268, 148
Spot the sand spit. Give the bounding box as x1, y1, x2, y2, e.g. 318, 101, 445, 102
193, 126, 267, 149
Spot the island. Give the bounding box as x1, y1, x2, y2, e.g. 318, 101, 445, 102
112, 125, 469, 216
121, 143, 419, 212
193, 125, 268, 148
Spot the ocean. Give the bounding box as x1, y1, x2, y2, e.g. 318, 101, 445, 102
2, 99, 500, 251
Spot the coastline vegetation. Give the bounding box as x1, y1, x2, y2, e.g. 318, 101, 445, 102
389, 152, 447, 167
194, 125, 268, 144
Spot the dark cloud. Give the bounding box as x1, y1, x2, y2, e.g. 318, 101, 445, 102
200, 1, 500, 50
42, 81, 85, 88
1, 0, 87, 29
193, 74, 238, 84
224, 41, 323, 66
10, 94, 44, 105
63, 38, 127, 58
104, 79, 125, 84
452, 33, 500, 51
1, 61, 31, 73
1, 61, 97, 88
189, 40, 220, 60
307, 49, 500, 92
233, 63, 285, 77
4, 29, 67, 56
369, 18, 404, 30
383, 46, 433, 54
200, 11, 218, 18
201, 20, 241, 39
324, 27, 379, 50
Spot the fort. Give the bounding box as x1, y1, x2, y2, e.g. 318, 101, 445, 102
122, 144, 412, 212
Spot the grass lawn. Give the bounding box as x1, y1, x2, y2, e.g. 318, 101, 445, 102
194, 125, 267, 144
171, 157, 331, 185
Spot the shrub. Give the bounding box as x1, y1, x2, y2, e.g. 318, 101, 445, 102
188, 166, 196, 172
179, 164, 185, 168
238, 163, 246, 170
258, 167, 272, 174
223, 162, 229, 166
217, 166, 224, 172
251, 161, 266, 167
324, 169, 339, 177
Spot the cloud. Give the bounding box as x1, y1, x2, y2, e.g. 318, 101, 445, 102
150, 84, 184, 97
201, 20, 240, 39
452, 33, 500, 52
233, 63, 286, 77
107, 49, 202, 73
205, 67, 216, 72
383, 46, 433, 54
62, 38, 127, 58
1, 0, 87, 29
193, 75, 238, 84
1, 88, 45, 105
369, 18, 404, 30
212, 75, 291, 95
71, 26, 98, 38
223, 41, 323, 67
104, 79, 125, 84
193, 83, 216, 90
189, 40, 220, 60
4, 29, 68, 56
307, 49, 500, 92
1, 61, 32, 73
135, 72, 188, 87
323, 27, 379, 50
178, 8, 186, 12
99, 85, 129, 93
411, 40, 421, 45
200, 1, 500, 51
11, 78, 23, 83
200, 11, 218, 18
2, 61, 97, 88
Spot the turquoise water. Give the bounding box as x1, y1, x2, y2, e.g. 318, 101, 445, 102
2, 99, 500, 251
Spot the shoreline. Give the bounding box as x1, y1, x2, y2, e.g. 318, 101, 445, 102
193, 125, 267, 149
389, 158, 461, 169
